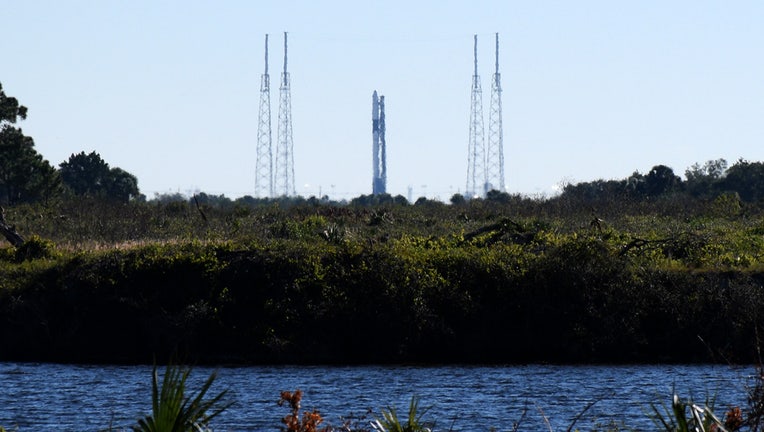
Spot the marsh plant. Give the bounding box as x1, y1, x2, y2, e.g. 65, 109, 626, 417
132, 363, 232, 432
370, 395, 434, 432
648, 391, 729, 432
278, 389, 330, 432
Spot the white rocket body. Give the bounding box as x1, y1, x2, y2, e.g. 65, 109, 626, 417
372, 91, 384, 194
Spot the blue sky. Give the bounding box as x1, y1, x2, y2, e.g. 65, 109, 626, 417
4, 1, 763, 201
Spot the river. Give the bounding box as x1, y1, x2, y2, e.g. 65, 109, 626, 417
0, 363, 757, 431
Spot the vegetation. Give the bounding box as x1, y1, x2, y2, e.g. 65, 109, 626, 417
3, 185, 764, 364
0, 82, 138, 208
371, 396, 433, 432
649, 392, 728, 432
0, 83, 60, 205
60, 151, 141, 203
279, 389, 330, 432
132, 363, 232, 432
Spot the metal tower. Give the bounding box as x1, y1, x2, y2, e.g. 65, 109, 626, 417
275, 31, 295, 197
466, 34, 486, 198
255, 34, 273, 198
372, 90, 387, 195
486, 32, 505, 192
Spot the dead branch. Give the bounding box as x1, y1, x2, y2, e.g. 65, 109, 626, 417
619, 233, 705, 258
463, 217, 533, 246
0, 206, 24, 247
193, 195, 208, 224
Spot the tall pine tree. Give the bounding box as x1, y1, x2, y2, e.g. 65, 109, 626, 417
0, 82, 60, 205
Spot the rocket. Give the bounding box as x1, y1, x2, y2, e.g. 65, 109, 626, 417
372, 90, 380, 134
372, 90, 386, 195
372, 90, 380, 184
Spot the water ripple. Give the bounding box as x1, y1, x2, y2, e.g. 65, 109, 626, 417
0, 363, 754, 431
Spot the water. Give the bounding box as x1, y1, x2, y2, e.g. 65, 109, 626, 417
0, 363, 756, 431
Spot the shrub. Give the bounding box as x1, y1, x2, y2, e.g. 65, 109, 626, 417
14, 235, 58, 262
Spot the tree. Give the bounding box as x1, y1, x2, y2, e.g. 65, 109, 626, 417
107, 167, 141, 203
450, 193, 466, 205
0, 83, 61, 205
59, 151, 111, 196
624, 171, 646, 195
719, 159, 764, 202
485, 189, 512, 204
191, 192, 233, 209
561, 178, 628, 201
350, 193, 403, 206
684, 159, 727, 197
644, 165, 682, 196
59, 151, 140, 203
0, 82, 27, 124
392, 194, 409, 206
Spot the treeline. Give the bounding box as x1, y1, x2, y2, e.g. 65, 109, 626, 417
2, 189, 764, 364
557, 159, 764, 204
137, 157, 764, 227
5, 79, 764, 213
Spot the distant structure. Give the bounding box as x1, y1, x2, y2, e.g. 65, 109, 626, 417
255, 34, 273, 198
486, 32, 505, 192
274, 31, 295, 197
372, 90, 387, 195
466, 34, 487, 198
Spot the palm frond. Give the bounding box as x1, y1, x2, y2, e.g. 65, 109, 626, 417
132, 363, 233, 432
647, 390, 729, 432
371, 395, 432, 432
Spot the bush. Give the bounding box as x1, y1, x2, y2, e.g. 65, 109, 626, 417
14, 235, 58, 262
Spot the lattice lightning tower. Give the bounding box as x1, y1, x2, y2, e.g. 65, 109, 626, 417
466, 34, 486, 198
255, 34, 273, 198
275, 31, 295, 197
486, 32, 505, 192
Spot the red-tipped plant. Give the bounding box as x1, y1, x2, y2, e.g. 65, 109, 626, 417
279, 389, 330, 432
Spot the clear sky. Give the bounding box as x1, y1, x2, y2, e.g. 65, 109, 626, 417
4, 1, 763, 201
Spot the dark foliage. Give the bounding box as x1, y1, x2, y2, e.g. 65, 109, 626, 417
60, 151, 140, 203
1, 225, 764, 365
0, 83, 61, 206
0, 126, 61, 206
